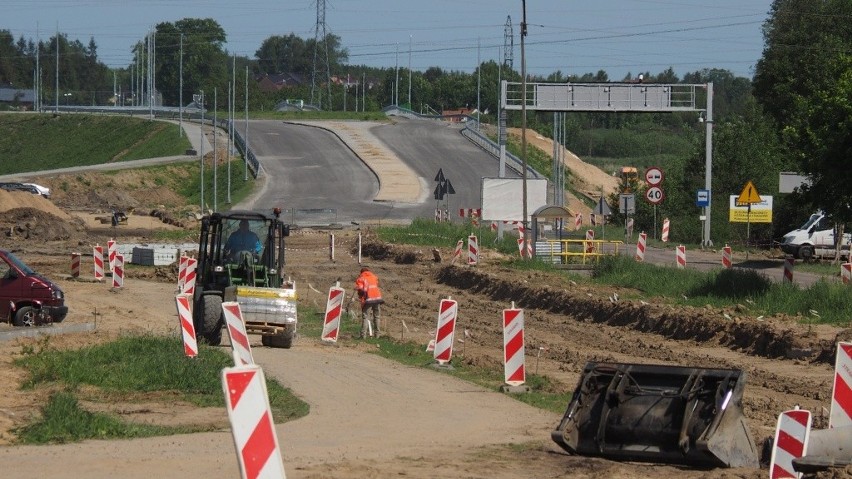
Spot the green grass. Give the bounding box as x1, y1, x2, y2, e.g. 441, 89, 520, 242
0, 113, 191, 174
13, 335, 308, 444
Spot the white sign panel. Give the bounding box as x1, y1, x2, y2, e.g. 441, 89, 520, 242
481, 178, 548, 222
729, 195, 773, 223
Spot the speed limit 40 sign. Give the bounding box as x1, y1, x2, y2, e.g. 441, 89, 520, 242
645, 186, 665, 205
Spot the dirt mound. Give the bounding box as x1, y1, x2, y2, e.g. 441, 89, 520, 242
0, 207, 83, 245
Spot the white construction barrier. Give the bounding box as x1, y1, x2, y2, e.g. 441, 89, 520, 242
433, 298, 458, 365
574, 213, 582, 230
635, 232, 646, 262
221, 362, 287, 479
503, 304, 526, 386
842, 263, 851, 285
321, 286, 345, 343
111, 253, 124, 288
93, 244, 104, 281
585, 229, 595, 254
626, 217, 634, 238
769, 408, 811, 479
661, 218, 670, 242
222, 302, 254, 366
174, 294, 198, 358
830, 341, 852, 428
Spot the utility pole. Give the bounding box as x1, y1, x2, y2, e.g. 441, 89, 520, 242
200, 90, 205, 213
520, 0, 529, 257
54, 23, 58, 112
395, 43, 399, 106
179, 33, 183, 137
244, 66, 249, 181
408, 35, 412, 107
213, 88, 218, 212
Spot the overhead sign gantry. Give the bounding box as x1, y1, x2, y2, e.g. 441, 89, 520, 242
500, 80, 715, 247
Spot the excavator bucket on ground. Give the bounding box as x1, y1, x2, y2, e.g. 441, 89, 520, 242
551, 361, 759, 469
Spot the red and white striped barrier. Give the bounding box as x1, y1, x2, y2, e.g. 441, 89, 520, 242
722, 244, 732, 269
450, 239, 463, 265
221, 363, 287, 479
70, 252, 80, 278
434, 208, 441, 222
222, 301, 254, 366
183, 258, 198, 295
107, 239, 117, 273
635, 232, 646, 262
467, 234, 478, 265
661, 218, 670, 242
433, 298, 458, 365
626, 217, 634, 238
321, 286, 345, 343
783, 256, 794, 283
585, 229, 595, 254
676, 245, 686, 269
830, 341, 852, 428
93, 244, 104, 281
111, 253, 124, 288
517, 237, 526, 258
841, 263, 851, 285
574, 213, 582, 230
442, 208, 449, 222
178, 255, 189, 291
769, 408, 811, 479
174, 294, 198, 358
525, 239, 533, 258
590, 213, 597, 226
425, 339, 435, 352
490, 221, 497, 232
503, 304, 526, 386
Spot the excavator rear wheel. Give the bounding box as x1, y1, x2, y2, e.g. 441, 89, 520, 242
262, 332, 294, 349
200, 295, 224, 346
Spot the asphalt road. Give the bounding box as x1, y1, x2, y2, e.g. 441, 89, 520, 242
233, 118, 512, 225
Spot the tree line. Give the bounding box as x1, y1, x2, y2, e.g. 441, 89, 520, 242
0, 0, 848, 245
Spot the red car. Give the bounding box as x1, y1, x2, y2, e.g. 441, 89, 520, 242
0, 249, 68, 326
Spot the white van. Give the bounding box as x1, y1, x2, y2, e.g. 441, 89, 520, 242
780, 212, 850, 259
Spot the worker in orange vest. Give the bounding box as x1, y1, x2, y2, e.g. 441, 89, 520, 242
355, 266, 384, 338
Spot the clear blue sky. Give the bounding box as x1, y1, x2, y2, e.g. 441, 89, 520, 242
3, 0, 773, 80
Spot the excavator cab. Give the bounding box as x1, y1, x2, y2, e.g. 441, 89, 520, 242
551, 361, 759, 468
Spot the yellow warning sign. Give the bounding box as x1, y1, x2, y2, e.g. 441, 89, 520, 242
736, 181, 762, 206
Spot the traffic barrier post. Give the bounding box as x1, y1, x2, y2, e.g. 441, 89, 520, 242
70, 252, 80, 278
635, 232, 646, 262
783, 256, 794, 283
830, 341, 852, 428
433, 298, 458, 365
183, 258, 197, 295
661, 218, 670, 242
174, 294, 198, 358
450, 239, 463, 265
111, 253, 124, 288
467, 234, 478, 265
503, 303, 526, 387
93, 244, 104, 281
178, 254, 188, 291
574, 213, 582, 230
722, 244, 732, 269
107, 239, 117, 273
321, 285, 345, 343
222, 302, 254, 366
221, 362, 287, 479
769, 408, 811, 479
676, 245, 686, 269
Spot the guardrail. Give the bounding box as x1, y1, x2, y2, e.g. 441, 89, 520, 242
536, 239, 624, 265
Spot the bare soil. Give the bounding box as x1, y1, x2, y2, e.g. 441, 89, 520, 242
0, 168, 850, 479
